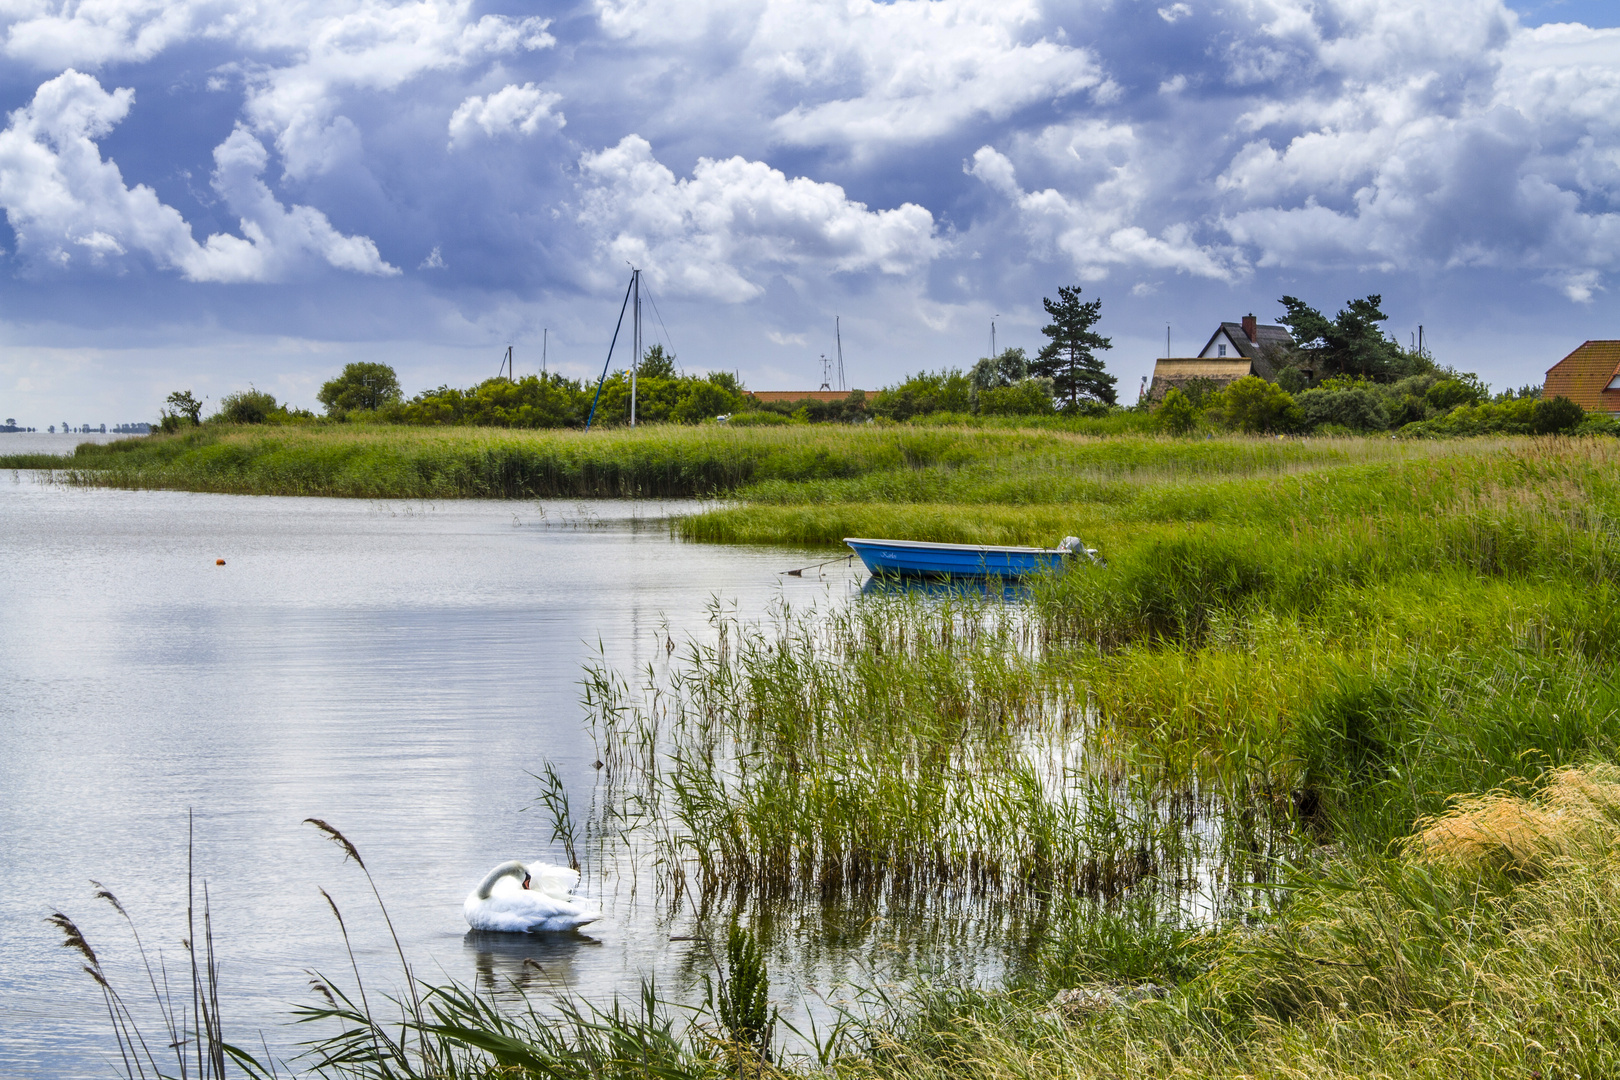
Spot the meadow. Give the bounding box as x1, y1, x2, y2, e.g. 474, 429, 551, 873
33, 425, 1620, 1079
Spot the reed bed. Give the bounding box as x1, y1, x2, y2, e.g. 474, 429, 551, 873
4, 423, 1492, 502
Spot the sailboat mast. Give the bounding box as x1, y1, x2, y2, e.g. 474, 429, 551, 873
836, 316, 845, 391
630, 269, 640, 427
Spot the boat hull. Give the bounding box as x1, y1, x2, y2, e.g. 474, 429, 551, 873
844, 537, 1068, 580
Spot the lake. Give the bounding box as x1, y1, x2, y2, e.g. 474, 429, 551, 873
0, 464, 878, 1078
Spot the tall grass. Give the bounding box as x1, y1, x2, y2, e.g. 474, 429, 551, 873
2, 424, 1495, 503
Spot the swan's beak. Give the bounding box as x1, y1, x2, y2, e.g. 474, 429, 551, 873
522, 874, 531, 890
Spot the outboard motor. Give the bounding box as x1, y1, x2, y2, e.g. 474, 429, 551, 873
1058, 536, 1104, 566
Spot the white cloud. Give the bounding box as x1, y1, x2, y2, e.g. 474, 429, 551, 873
448, 83, 564, 148
0, 70, 396, 281
578, 135, 942, 301
967, 136, 1240, 281
1207, 2, 1620, 287
767, 330, 807, 345
238, 2, 556, 178
419, 245, 446, 269
597, 0, 1102, 156
0, 1, 558, 180
1158, 4, 1193, 24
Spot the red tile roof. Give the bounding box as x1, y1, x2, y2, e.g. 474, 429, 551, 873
749, 390, 861, 403
1544, 341, 1620, 412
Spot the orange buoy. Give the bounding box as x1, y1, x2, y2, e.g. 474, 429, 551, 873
216, 558, 226, 565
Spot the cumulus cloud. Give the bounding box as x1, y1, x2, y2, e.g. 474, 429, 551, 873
967, 133, 1239, 281
1208, 2, 1620, 285
0, 70, 395, 281
578, 135, 942, 301
1, 1, 558, 180
598, 0, 1103, 156
448, 84, 564, 147
238, 1, 556, 177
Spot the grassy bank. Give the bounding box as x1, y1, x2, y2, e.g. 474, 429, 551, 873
1, 421, 1509, 513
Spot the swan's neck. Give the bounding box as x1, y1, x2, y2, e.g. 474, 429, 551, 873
475, 861, 525, 899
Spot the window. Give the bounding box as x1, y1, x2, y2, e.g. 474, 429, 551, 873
1218, 343, 1227, 357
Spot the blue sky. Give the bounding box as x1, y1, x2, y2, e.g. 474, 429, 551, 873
2, 0, 1620, 423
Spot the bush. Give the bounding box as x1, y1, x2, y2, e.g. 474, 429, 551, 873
212, 388, 281, 424
978, 378, 1055, 416
1295, 386, 1391, 432
1426, 375, 1489, 412
870, 370, 973, 420
673, 379, 743, 423
1206, 376, 1303, 434
1155, 388, 1199, 435
1532, 394, 1586, 435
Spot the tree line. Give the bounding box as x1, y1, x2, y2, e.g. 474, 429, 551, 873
154, 286, 1593, 437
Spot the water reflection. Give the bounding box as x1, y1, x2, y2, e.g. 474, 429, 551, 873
464, 930, 602, 997
858, 575, 1031, 602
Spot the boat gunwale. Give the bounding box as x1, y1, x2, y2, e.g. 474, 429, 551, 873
844, 537, 1068, 556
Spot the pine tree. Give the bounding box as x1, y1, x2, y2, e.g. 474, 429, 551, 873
1032, 286, 1115, 407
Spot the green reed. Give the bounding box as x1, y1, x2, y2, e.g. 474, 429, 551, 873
579, 593, 1293, 925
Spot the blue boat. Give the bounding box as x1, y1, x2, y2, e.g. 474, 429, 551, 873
844, 536, 1099, 580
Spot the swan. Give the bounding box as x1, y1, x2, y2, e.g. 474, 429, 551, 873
464, 860, 601, 933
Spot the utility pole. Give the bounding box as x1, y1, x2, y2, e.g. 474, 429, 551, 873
1166, 323, 1171, 358
991, 315, 998, 359
542, 328, 548, 377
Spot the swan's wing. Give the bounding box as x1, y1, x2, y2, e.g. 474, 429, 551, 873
526, 862, 581, 900
467, 887, 600, 933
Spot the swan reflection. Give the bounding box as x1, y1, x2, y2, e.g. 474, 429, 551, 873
463, 929, 600, 997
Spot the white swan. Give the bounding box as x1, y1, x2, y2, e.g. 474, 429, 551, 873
464, 860, 601, 933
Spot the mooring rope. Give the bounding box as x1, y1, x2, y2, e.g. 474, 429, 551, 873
782, 554, 856, 577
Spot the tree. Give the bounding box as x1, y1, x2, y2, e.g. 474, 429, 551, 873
1276, 295, 1421, 383
969, 348, 1029, 391
164, 390, 202, 425
638, 344, 677, 380
318, 363, 401, 417
1032, 286, 1114, 406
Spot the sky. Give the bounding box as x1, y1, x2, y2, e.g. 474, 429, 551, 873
2, 0, 1620, 424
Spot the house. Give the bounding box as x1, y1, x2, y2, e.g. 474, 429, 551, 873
1146, 314, 1296, 402
1543, 341, 1620, 413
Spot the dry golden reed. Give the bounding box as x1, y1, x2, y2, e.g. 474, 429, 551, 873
1407, 764, 1620, 872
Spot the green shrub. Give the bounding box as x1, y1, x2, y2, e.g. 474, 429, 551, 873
1532, 394, 1585, 435
871, 369, 973, 420
1296, 386, 1391, 432
1155, 388, 1199, 434
673, 378, 743, 423
1206, 376, 1303, 434
212, 388, 282, 424
978, 378, 1055, 416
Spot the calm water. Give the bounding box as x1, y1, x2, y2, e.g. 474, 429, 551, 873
0, 466, 874, 1078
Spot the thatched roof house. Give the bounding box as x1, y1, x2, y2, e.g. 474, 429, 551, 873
1146, 315, 1295, 402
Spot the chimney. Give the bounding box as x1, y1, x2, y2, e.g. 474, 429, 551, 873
1241, 314, 1257, 343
